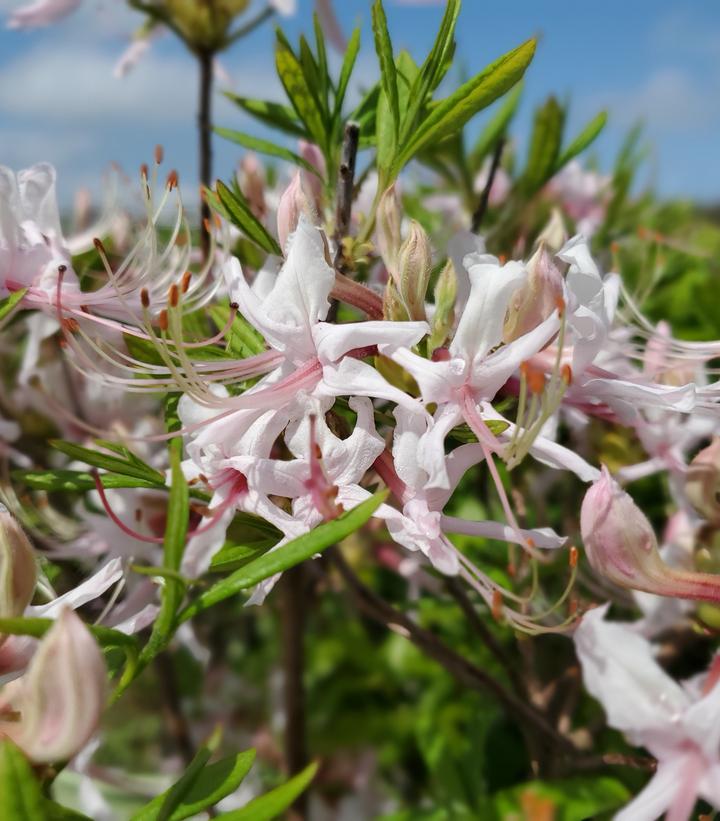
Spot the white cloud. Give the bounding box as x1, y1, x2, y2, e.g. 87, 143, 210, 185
650, 10, 720, 61
594, 67, 720, 134
0, 45, 200, 123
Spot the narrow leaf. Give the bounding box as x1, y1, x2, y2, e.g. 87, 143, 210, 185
181, 490, 388, 620
395, 39, 536, 173
371, 0, 400, 138
208, 304, 265, 358
132, 750, 256, 821
556, 110, 608, 170
223, 94, 305, 138
401, 0, 460, 140
0, 741, 46, 821
334, 27, 361, 119
214, 129, 320, 177
214, 182, 282, 257
0, 288, 27, 323
49, 440, 164, 483
523, 95, 565, 193
12, 470, 160, 493
217, 761, 318, 821
275, 31, 327, 148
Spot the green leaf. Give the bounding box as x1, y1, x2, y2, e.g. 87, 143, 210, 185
522, 95, 565, 193
371, 0, 400, 139
401, 0, 460, 142
208, 304, 265, 359
275, 31, 327, 148
181, 489, 388, 620
223, 94, 305, 138
0, 288, 27, 323
214, 129, 320, 177
395, 39, 536, 173
556, 110, 608, 170
449, 420, 509, 445
0, 741, 47, 821
42, 801, 92, 820
132, 750, 256, 821
12, 469, 160, 493
49, 440, 165, 484
140, 438, 188, 664
334, 27, 361, 119
213, 182, 282, 257
312, 12, 329, 103
217, 761, 318, 821
469, 82, 523, 169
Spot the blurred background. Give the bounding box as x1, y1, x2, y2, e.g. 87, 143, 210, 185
1, 0, 719, 206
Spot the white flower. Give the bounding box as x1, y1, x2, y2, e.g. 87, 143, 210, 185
574, 605, 720, 820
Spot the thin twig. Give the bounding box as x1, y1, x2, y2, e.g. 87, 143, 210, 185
280, 564, 309, 819
326, 546, 574, 755
443, 577, 526, 696
471, 137, 505, 233
198, 50, 214, 261
333, 122, 360, 271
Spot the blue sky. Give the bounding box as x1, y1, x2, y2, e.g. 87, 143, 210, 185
1, 0, 719, 206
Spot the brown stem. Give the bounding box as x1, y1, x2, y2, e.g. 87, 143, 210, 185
280, 564, 309, 819
333, 122, 360, 271
443, 577, 526, 696
198, 49, 214, 261
326, 546, 575, 756
471, 137, 505, 233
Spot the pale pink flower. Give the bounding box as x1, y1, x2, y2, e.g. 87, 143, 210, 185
574, 605, 720, 821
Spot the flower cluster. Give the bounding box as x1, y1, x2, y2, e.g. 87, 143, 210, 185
3, 1, 720, 817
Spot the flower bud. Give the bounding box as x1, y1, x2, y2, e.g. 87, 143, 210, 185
382, 279, 409, 322
376, 184, 402, 280
277, 171, 311, 254
397, 220, 431, 322
503, 242, 564, 343
0, 507, 37, 622
238, 153, 266, 220
299, 140, 326, 212
536, 207, 568, 253
428, 259, 457, 351
686, 439, 720, 525
0, 608, 107, 763
581, 466, 720, 602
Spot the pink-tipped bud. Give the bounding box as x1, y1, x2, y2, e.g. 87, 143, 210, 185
686, 438, 720, 525
277, 171, 310, 254
581, 467, 720, 602
0, 507, 37, 622
238, 153, 266, 220
0, 608, 107, 763
503, 243, 564, 343
377, 183, 402, 280
299, 140, 326, 211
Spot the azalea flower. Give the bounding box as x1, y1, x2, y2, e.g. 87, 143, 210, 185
574, 605, 720, 820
